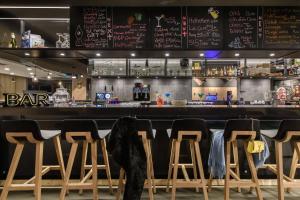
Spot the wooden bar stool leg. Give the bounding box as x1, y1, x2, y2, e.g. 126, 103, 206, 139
194, 141, 208, 200
53, 136, 66, 184
232, 141, 241, 193
91, 141, 98, 200
34, 142, 44, 200
190, 140, 199, 192
166, 140, 175, 192
79, 141, 88, 195
243, 142, 263, 200
275, 141, 284, 200
60, 143, 78, 200
225, 141, 231, 200
207, 173, 213, 192
141, 136, 154, 200
148, 140, 156, 193
116, 168, 125, 200
171, 140, 180, 200
0, 143, 24, 200
288, 142, 300, 193
101, 139, 113, 194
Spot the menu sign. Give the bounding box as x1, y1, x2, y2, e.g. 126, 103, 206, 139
263, 7, 300, 49
187, 7, 223, 49
112, 7, 147, 49
224, 7, 258, 49
148, 7, 183, 49
71, 7, 112, 48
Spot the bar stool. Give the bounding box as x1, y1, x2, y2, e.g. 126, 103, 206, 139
0, 120, 65, 200
60, 119, 104, 200
79, 127, 113, 194
221, 119, 263, 200
261, 120, 300, 200
116, 119, 156, 200
166, 119, 209, 200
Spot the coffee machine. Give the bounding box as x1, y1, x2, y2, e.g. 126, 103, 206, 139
133, 83, 150, 101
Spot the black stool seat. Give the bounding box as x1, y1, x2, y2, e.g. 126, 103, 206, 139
223, 119, 260, 141
62, 119, 100, 140
170, 118, 210, 139
1, 120, 60, 141
261, 120, 300, 141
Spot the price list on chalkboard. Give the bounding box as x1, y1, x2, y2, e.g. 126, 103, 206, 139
187, 7, 223, 49
71, 7, 112, 48
224, 7, 258, 49
148, 7, 183, 49
112, 7, 147, 49
263, 7, 300, 49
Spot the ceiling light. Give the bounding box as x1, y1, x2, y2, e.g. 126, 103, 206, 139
117, 76, 120, 79
33, 76, 38, 82
71, 75, 77, 79
49, 72, 52, 75
27, 67, 32, 71
47, 75, 51, 79
4, 67, 10, 71
119, 68, 123, 71
234, 53, 240, 57
142, 68, 146, 71
58, 81, 62, 85
29, 72, 34, 75
269, 53, 275, 57
165, 53, 170, 57
24, 52, 30, 56
174, 76, 177, 79
96, 53, 101, 57
80, 74, 84, 78
200, 53, 204, 57
10, 72, 14, 75
60, 52, 65, 56
98, 76, 101, 79
130, 53, 136, 57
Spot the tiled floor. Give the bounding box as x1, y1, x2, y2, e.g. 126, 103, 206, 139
3, 187, 300, 199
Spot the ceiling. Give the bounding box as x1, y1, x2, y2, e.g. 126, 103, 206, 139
0, 0, 300, 6
0, 57, 65, 79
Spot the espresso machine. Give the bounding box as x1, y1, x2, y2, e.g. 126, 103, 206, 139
133, 83, 150, 101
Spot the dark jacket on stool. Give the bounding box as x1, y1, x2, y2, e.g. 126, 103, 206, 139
107, 117, 146, 200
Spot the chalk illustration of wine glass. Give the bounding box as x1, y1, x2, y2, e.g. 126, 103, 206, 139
155, 14, 165, 28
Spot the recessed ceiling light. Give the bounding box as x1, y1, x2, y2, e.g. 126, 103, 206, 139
200, 53, 204, 57
174, 76, 177, 79
58, 81, 62, 85
234, 53, 240, 57
27, 67, 32, 71
165, 53, 170, 57
29, 72, 34, 75
142, 68, 146, 71
96, 53, 101, 57
4, 67, 10, 71
80, 74, 84, 78
49, 72, 52, 75
136, 76, 139, 79
71, 75, 77, 79
33, 76, 38, 82
269, 53, 275, 57
47, 75, 51, 79
130, 53, 136, 57
10, 72, 14, 75
60, 52, 65, 56
24, 52, 30, 56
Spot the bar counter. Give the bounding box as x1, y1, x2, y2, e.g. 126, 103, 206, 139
0, 105, 299, 181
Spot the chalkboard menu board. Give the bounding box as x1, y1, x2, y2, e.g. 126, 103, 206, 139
187, 7, 223, 49
148, 7, 183, 49
112, 7, 148, 49
70, 7, 112, 48
70, 6, 300, 50
263, 7, 300, 49
224, 7, 258, 49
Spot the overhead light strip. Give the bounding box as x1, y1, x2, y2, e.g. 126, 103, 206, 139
0, 18, 69, 21
0, 6, 70, 9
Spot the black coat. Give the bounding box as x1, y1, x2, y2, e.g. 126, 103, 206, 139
107, 117, 146, 200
